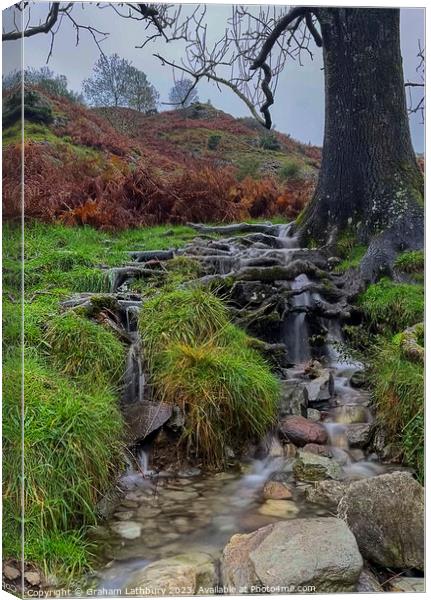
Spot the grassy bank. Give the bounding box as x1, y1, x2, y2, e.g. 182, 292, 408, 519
356, 255, 424, 481
2, 221, 197, 580
3, 219, 282, 579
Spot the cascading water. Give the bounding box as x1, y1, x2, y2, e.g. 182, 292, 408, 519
284, 273, 312, 364
122, 342, 145, 405
91, 220, 406, 594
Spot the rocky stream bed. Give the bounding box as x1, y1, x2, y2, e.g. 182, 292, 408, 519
61, 222, 424, 595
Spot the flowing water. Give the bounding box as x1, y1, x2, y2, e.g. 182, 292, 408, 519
91, 221, 398, 593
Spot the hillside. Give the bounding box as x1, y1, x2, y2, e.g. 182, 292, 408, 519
97, 103, 321, 178
2, 88, 320, 230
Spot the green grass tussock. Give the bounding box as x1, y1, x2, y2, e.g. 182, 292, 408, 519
2, 352, 123, 579
139, 288, 279, 466
45, 312, 125, 384
359, 277, 424, 332
394, 249, 424, 272
371, 334, 424, 481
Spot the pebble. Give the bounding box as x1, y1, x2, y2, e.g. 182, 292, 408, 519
4, 565, 20, 580
258, 499, 299, 518
110, 521, 142, 540
135, 505, 162, 518
113, 511, 135, 521
263, 480, 293, 500
24, 571, 41, 586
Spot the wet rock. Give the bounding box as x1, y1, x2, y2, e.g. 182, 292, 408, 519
113, 510, 135, 521
173, 517, 195, 534
258, 499, 299, 518
346, 423, 373, 448
126, 552, 217, 594
3, 565, 20, 580
255, 433, 284, 459
177, 467, 201, 478
122, 400, 173, 445
279, 380, 308, 417
24, 571, 41, 586
221, 518, 362, 593
302, 443, 333, 457
332, 405, 369, 424
303, 371, 335, 404
293, 450, 342, 482
350, 370, 367, 388
230, 281, 278, 307
159, 489, 199, 502
110, 520, 142, 540
279, 415, 328, 446
267, 469, 294, 484
356, 569, 383, 592
263, 480, 293, 500
338, 472, 424, 570
387, 577, 424, 593
307, 408, 321, 422
305, 480, 349, 509
136, 506, 162, 518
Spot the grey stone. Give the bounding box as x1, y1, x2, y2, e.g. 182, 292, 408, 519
4, 565, 20, 580
338, 472, 424, 570
356, 569, 383, 592
388, 577, 424, 593
307, 408, 321, 422
279, 380, 308, 417
221, 518, 363, 593
293, 450, 342, 482
110, 520, 142, 540
303, 371, 335, 403
305, 480, 349, 508
346, 423, 373, 448
24, 571, 41, 586
126, 553, 216, 595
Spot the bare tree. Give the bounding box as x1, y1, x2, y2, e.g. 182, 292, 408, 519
3, 3, 424, 278
405, 40, 425, 123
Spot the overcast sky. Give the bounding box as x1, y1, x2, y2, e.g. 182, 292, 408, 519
3, 2, 425, 151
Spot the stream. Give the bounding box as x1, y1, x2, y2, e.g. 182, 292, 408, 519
83, 221, 406, 594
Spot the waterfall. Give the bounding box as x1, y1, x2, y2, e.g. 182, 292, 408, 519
123, 342, 145, 404
284, 274, 312, 364
278, 222, 300, 249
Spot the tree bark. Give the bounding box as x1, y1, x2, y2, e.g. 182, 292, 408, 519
298, 9, 423, 278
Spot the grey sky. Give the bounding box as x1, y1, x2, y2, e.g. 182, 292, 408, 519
3, 3, 425, 151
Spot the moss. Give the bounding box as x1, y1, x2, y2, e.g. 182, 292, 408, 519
139, 288, 279, 467
358, 277, 424, 333
371, 335, 424, 481
336, 244, 367, 272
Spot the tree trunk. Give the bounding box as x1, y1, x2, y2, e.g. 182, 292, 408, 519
298, 8, 423, 279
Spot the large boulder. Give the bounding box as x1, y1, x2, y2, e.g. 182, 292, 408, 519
221, 518, 363, 593
279, 415, 327, 446
293, 450, 342, 482
338, 472, 424, 570
127, 553, 217, 595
